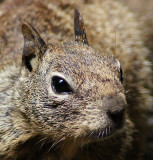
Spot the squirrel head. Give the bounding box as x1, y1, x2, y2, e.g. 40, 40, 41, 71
19, 9, 126, 143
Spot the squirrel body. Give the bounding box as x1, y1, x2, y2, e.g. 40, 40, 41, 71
0, 0, 152, 160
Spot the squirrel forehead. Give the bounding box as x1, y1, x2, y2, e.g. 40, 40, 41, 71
44, 42, 117, 70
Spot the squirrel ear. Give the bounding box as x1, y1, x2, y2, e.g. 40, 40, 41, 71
21, 22, 47, 72
74, 8, 88, 45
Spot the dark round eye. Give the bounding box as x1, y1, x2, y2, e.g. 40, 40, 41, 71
120, 67, 123, 83
51, 76, 73, 94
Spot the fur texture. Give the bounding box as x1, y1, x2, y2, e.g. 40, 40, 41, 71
0, 0, 152, 160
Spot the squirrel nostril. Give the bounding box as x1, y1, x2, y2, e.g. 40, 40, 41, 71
107, 108, 125, 128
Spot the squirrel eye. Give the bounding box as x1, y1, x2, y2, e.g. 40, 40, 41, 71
120, 67, 123, 83
51, 76, 73, 94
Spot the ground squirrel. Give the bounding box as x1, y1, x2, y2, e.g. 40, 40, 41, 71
0, 0, 152, 160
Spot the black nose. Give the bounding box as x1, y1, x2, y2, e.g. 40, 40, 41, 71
107, 108, 125, 128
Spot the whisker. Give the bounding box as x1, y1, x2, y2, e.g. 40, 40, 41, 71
88, 131, 94, 137
102, 130, 105, 138
47, 137, 65, 153
39, 137, 48, 150
105, 128, 108, 136
36, 137, 47, 145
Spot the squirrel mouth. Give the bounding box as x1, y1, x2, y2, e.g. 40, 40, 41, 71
87, 126, 116, 140
86, 119, 125, 140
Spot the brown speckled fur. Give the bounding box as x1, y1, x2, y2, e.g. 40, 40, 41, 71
0, 0, 152, 160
